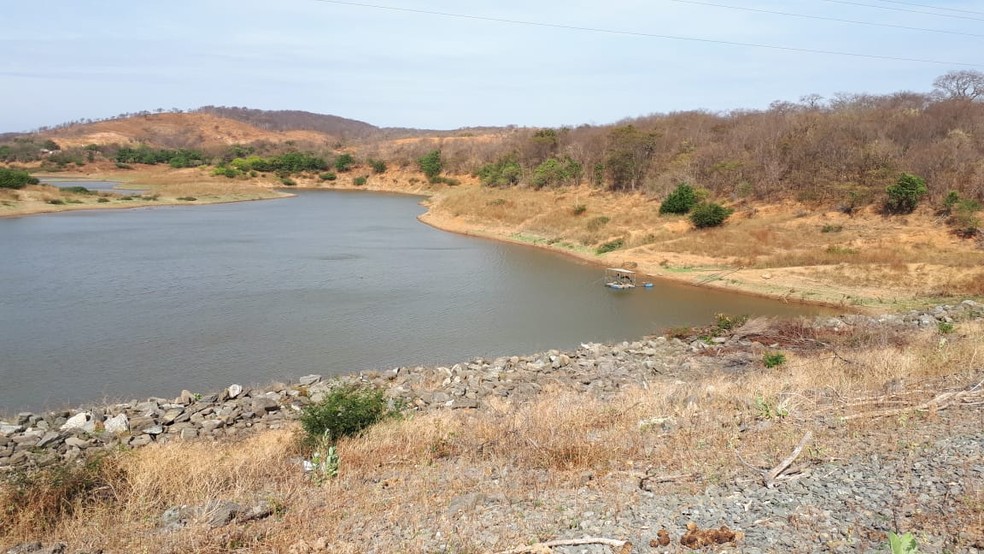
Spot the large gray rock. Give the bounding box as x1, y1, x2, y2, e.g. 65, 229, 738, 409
251, 397, 279, 417
103, 413, 130, 434
226, 384, 243, 399
60, 412, 95, 432
299, 374, 323, 386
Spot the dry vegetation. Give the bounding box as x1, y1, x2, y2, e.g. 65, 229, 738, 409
2, 319, 981, 552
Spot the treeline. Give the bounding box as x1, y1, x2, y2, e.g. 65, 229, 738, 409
378, 72, 984, 207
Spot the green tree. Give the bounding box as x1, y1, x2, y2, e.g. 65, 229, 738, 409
885, 173, 927, 214
417, 149, 443, 180
530, 156, 582, 188
334, 153, 355, 172
659, 183, 701, 214
477, 157, 522, 187
689, 202, 733, 228
0, 168, 39, 189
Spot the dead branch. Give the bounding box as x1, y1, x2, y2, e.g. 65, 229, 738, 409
494, 537, 631, 554
765, 431, 813, 487
639, 472, 699, 491
839, 387, 982, 421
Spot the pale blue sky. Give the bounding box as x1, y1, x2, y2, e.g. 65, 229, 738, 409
2, 0, 982, 132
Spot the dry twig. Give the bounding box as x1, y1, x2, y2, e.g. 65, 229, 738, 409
494, 537, 631, 554
764, 431, 813, 487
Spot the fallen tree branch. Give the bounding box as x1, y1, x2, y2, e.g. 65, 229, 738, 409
839, 387, 982, 421
494, 537, 631, 554
764, 431, 813, 487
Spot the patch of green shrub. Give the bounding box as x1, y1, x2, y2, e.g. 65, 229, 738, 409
353, 176, 368, 186
477, 157, 521, 187
114, 162, 132, 170
572, 204, 587, 216
884, 173, 927, 214
60, 186, 92, 195
763, 352, 786, 368
530, 156, 582, 188
417, 149, 442, 179
96, 197, 110, 203
319, 172, 337, 181
334, 153, 355, 173
714, 313, 748, 333
299, 384, 393, 445
659, 183, 700, 215
177, 196, 197, 201
46, 199, 65, 205
820, 224, 843, 233
596, 238, 624, 254
0, 168, 39, 189
280, 177, 297, 186
689, 202, 733, 228
948, 198, 982, 238
369, 159, 387, 174
213, 167, 237, 178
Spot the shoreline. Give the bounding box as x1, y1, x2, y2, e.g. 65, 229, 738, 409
7, 169, 978, 311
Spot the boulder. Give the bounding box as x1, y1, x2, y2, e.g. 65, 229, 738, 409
103, 413, 130, 434
60, 412, 95, 432
251, 397, 279, 417
226, 384, 244, 399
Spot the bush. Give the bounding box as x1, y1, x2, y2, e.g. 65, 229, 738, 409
299, 384, 392, 445
177, 196, 197, 201
689, 202, 733, 228
213, 167, 237, 178
334, 153, 355, 172
763, 352, 787, 368
353, 176, 368, 186
477, 157, 522, 187
572, 203, 587, 215
280, 177, 297, 186
948, 198, 982, 238
417, 149, 442, 179
596, 238, 624, 254
820, 224, 843, 233
659, 183, 700, 214
0, 168, 39, 189
319, 172, 337, 181
586, 216, 610, 232
530, 157, 582, 188
369, 159, 387, 174
46, 199, 65, 205
60, 186, 92, 195
430, 176, 460, 186
96, 197, 110, 203
884, 173, 927, 214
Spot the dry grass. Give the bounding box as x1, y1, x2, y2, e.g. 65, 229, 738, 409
3, 320, 981, 552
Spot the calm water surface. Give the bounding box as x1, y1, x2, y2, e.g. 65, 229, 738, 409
1, 188, 827, 412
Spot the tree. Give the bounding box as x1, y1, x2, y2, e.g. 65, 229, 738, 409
605, 125, 658, 191
933, 70, 984, 101
885, 173, 928, 214
689, 202, 733, 228
659, 183, 701, 214
0, 167, 39, 189
418, 149, 443, 180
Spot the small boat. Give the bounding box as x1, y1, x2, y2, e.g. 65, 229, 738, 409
604, 268, 636, 289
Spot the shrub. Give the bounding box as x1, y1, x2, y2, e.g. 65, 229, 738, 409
114, 162, 132, 170
280, 177, 297, 186
820, 224, 843, 233
572, 203, 587, 215
0, 168, 39, 189
884, 173, 927, 214
689, 202, 733, 228
96, 197, 110, 203
60, 186, 92, 195
319, 172, 337, 181
213, 167, 237, 178
430, 176, 460, 186
948, 199, 982, 238
369, 159, 387, 174
586, 216, 610, 232
714, 313, 748, 333
334, 153, 355, 172
177, 196, 197, 201
299, 384, 392, 445
659, 183, 700, 214
417, 149, 442, 179
763, 352, 787, 368
353, 176, 368, 186
530, 156, 582, 188
596, 238, 624, 254
937, 321, 954, 334
477, 157, 521, 187
46, 199, 65, 205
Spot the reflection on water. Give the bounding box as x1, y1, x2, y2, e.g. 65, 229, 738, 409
0, 190, 828, 412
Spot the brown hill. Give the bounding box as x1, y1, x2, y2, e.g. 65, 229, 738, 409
47, 112, 336, 151
194, 106, 380, 139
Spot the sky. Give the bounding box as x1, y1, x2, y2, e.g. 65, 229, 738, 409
2, 0, 982, 132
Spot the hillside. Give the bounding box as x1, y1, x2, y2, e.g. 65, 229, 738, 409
194, 106, 380, 139
45, 112, 337, 151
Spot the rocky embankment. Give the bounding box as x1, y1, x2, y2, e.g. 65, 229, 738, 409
1, 300, 982, 471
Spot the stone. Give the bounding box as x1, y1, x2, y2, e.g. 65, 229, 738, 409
299, 374, 323, 386
103, 413, 129, 434
161, 408, 185, 424
179, 427, 199, 440
60, 412, 95, 432
36, 432, 63, 448
0, 423, 24, 436
251, 397, 279, 417
227, 384, 244, 399
143, 425, 164, 435
177, 389, 197, 405
129, 434, 152, 447
64, 437, 90, 449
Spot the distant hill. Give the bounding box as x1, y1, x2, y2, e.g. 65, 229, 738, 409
46, 112, 336, 150
194, 106, 380, 139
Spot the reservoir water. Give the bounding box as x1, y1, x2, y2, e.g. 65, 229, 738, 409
1, 188, 827, 412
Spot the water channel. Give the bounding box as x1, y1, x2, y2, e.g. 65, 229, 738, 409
0, 187, 828, 412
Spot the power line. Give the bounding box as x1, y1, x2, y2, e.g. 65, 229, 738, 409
869, 0, 984, 17
668, 0, 984, 38
814, 0, 984, 22
311, 0, 982, 68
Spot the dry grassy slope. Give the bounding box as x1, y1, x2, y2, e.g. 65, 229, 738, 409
47, 113, 335, 150
419, 184, 984, 310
